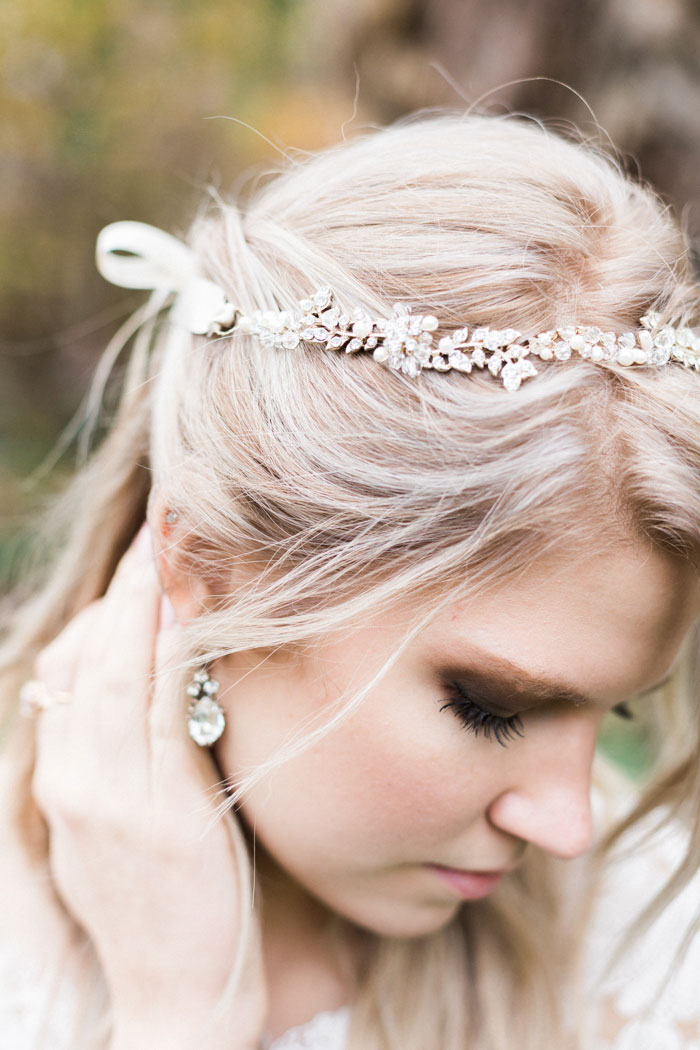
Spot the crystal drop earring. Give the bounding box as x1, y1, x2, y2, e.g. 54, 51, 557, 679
186, 667, 225, 746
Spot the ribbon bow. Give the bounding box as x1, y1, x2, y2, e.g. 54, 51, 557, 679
95, 221, 235, 335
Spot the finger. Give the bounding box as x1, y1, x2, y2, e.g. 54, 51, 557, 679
34, 523, 152, 707
70, 547, 161, 772
31, 521, 150, 694
34, 600, 102, 692
39, 525, 160, 788
100, 521, 153, 612
33, 524, 161, 813
33, 601, 102, 781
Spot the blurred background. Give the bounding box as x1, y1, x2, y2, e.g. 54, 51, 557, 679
2, 0, 700, 767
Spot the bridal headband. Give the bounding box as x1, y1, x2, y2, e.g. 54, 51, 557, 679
96, 221, 700, 392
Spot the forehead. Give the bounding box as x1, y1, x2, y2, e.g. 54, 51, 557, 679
421, 544, 700, 704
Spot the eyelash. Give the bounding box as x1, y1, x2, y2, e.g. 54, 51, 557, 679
440, 687, 636, 746
439, 684, 524, 747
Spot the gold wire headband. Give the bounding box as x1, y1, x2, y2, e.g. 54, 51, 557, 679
96, 221, 700, 391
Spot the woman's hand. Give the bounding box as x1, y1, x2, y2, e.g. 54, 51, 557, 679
30, 525, 267, 1050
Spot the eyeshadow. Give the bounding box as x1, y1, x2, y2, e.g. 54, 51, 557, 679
437, 644, 675, 715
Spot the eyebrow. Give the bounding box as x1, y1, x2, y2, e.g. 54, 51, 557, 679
439, 646, 676, 712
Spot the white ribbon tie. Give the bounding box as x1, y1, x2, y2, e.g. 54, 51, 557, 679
95, 221, 233, 335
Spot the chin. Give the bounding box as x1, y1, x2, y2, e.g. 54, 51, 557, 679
333, 896, 461, 940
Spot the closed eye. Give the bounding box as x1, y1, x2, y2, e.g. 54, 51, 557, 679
441, 688, 636, 745
440, 682, 524, 747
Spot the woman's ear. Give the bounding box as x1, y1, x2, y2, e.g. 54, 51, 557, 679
146, 491, 210, 624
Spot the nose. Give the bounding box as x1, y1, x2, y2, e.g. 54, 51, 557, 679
486, 713, 597, 860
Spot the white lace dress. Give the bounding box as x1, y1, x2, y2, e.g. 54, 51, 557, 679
578, 815, 700, 1050
264, 1009, 350, 1050
3, 819, 699, 1050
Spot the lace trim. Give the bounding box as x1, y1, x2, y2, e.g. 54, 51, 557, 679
265, 1007, 350, 1050
582, 813, 700, 1048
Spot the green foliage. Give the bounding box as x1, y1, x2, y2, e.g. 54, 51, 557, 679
598, 710, 656, 780
0, 0, 331, 571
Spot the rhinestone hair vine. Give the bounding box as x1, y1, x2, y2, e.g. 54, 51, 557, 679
225, 290, 700, 391
96, 221, 700, 392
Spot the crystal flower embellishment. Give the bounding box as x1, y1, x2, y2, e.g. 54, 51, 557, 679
94, 222, 700, 393
212, 292, 700, 392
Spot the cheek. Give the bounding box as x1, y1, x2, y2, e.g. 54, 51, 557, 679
315, 683, 501, 853
328, 730, 456, 849
220, 681, 494, 868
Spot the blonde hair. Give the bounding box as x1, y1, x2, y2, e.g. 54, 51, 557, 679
3, 108, 700, 1050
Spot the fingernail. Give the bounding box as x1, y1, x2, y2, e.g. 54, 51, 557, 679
160, 595, 178, 628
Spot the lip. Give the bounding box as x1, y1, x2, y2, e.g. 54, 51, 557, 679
427, 864, 506, 900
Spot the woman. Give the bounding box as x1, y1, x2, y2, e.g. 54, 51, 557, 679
2, 110, 700, 1050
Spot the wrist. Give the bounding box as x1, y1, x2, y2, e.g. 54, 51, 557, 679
109, 997, 265, 1050
110, 1018, 262, 1050
105, 947, 267, 1050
